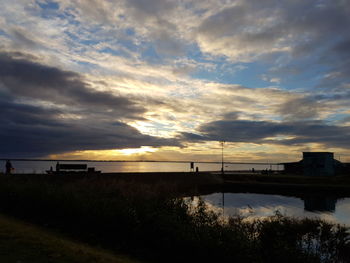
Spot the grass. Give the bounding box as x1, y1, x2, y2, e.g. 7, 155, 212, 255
0, 214, 141, 263
222, 173, 350, 196
0, 173, 349, 262
223, 173, 350, 185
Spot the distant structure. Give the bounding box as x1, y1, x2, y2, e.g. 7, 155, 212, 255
282, 152, 345, 176
303, 152, 338, 176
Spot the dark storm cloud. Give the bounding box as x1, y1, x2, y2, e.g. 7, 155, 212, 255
0, 91, 63, 127
0, 51, 144, 119
0, 52, 180, 157
0, 93, 180, 158
182, 119, 350, 149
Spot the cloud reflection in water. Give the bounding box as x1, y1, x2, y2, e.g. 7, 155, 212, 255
196, 193, 350, 226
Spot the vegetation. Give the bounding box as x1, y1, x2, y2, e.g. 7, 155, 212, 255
223, 173, 350, 185
0, 174, 349, 262
0, 214, 141, 263
222, 173, 350, 196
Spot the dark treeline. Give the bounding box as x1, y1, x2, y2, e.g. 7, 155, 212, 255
0, 174, 349, 263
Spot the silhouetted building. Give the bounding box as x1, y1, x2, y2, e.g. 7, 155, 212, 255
303, 152, 336, 176
282, 152, 343, 176
283, 160, 303, 175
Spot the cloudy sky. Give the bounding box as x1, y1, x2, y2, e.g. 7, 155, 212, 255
1, 0, 350, 162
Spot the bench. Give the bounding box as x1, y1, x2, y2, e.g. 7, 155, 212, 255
47, 163, 101, 174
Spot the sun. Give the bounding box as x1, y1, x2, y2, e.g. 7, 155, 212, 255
116, 146, 158, 155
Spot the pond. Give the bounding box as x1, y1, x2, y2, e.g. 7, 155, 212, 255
193, 192, 350, 226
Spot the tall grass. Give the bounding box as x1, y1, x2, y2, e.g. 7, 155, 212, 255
0, 174, 348, 262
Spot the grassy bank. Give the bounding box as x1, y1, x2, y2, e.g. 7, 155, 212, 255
222, 173, 350, 196
0, 214, 141, 263
0, 174, 349, 262
223, 173, 350, 184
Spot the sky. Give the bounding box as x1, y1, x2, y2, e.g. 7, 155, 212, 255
1, 0, 350, 162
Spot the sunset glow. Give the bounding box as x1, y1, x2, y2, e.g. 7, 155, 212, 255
116, 147, 158, 155
1, 0, 349, 162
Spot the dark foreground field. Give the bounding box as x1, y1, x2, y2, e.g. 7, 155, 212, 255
0, 172, 349, 262
0, 214, 140, 263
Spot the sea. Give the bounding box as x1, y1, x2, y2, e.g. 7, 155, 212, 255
0, 160, 281, 174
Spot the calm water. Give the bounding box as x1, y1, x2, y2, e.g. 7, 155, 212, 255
1, 160, 281, 174
194, 193, 350, 226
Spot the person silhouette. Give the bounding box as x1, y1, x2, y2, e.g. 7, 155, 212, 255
5, 160, 13, 174
56, 161, 60, 172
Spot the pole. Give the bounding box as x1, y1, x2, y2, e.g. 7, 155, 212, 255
220, 141, 225, 174
222, 191, 225, 218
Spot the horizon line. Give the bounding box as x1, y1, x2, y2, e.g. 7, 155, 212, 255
0, 158, 281, 165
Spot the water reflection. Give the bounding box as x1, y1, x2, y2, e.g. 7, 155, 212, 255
197, 193, 350, 226
303, 196, 337, 212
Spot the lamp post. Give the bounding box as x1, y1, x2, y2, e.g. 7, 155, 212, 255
219, 141, 226, 218
220, 141, 225, 174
